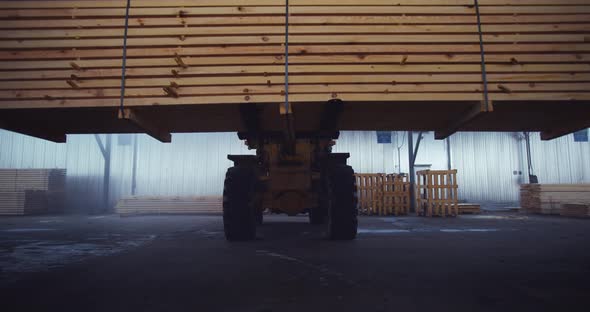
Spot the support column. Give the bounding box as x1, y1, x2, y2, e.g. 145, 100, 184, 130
446, 137, 452, 170
408, 132, 415, 213
103, 134, 112, 212
131, 134, 138, 196
408, 131, 424, 213
94, 134, 112, 213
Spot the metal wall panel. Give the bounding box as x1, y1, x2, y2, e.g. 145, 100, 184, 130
528, 132, 590, 184
450, 132, 523, 205
131, 132, 253, 199
64, 134, 106, 213
0, 129, 66, 169
334, 131, 449, 174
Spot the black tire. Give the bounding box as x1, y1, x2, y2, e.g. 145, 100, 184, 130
327, 165, 358, 240
256, 210, 263, 225
309, 207, 327, 225
309, 178, 329, 225
223, 166, 258, 241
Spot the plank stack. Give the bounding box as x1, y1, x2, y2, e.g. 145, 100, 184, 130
520, 184, 590, 215
457, 203, 481, 214
116, 196, 223, 216
0, 169, 66, 216
0, 0, 589, 111
560, 203, 590, 218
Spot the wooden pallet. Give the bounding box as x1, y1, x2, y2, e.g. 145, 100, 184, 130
416, 170, 459, 217
116, 196, 223, 215
0, 0, 589, 141
520, 184, 590, 215
356, 173, 410, 216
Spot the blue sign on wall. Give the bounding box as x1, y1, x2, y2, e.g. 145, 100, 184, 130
376, 131, 392, 144
573, 129, 589, 142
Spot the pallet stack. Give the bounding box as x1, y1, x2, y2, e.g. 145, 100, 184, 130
0, 169, 66, 215
520, 184, 590, 215
0, 0, 589, 110
116, 196, 223, 215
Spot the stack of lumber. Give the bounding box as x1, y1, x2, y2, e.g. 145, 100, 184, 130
560, 203, 590, 218
457, 203, 481, 214
116, 196, 222, 215
520, 184, 590, 215
0, 169, 66, 215
0, 0, 589, 111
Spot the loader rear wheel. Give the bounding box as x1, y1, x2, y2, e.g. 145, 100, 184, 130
223, 166, 257, 241
328, 165, 358, 240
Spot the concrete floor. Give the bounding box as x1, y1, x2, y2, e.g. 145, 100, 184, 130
0, 213, 589, 312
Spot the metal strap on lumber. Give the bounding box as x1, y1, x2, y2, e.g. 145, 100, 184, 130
119, 0, 132, 116
284, 0, 290, 115
473, 0, 490, 110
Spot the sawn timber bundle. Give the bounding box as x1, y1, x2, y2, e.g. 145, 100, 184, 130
116, 196, 222, 215
0, 0, 589, 140
520, 184, 590, 215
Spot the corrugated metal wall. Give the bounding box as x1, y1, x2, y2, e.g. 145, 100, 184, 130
528, 132, 590, 184
0, 130, 66, 168
1, 128, 588, 211
450, 132, 524, 204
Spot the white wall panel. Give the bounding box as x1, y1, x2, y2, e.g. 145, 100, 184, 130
451, 132, 523, 205
0, 130, 66, 169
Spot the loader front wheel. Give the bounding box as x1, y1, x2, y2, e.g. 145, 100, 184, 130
309, 206, 327, 225
309, 178, 329, 225
328, 165, 358, 240
223, 166, 258, 241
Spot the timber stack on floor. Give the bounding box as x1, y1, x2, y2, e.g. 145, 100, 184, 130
116, 196, 223, 215
0, 169, 66, 216
520, 184, 590, 215
457, 203, 481, 214
560, 203, 590, 218
0, 0, 589, 141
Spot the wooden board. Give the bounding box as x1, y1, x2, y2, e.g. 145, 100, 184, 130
0, 0, 589, 139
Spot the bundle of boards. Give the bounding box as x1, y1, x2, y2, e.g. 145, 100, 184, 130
560, 203, 590, 218
0, 0, 589, 140
457, 203, 481, 214
520, 184, 590, 216
0, 169, 66, 215
116, 196, 222, 215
